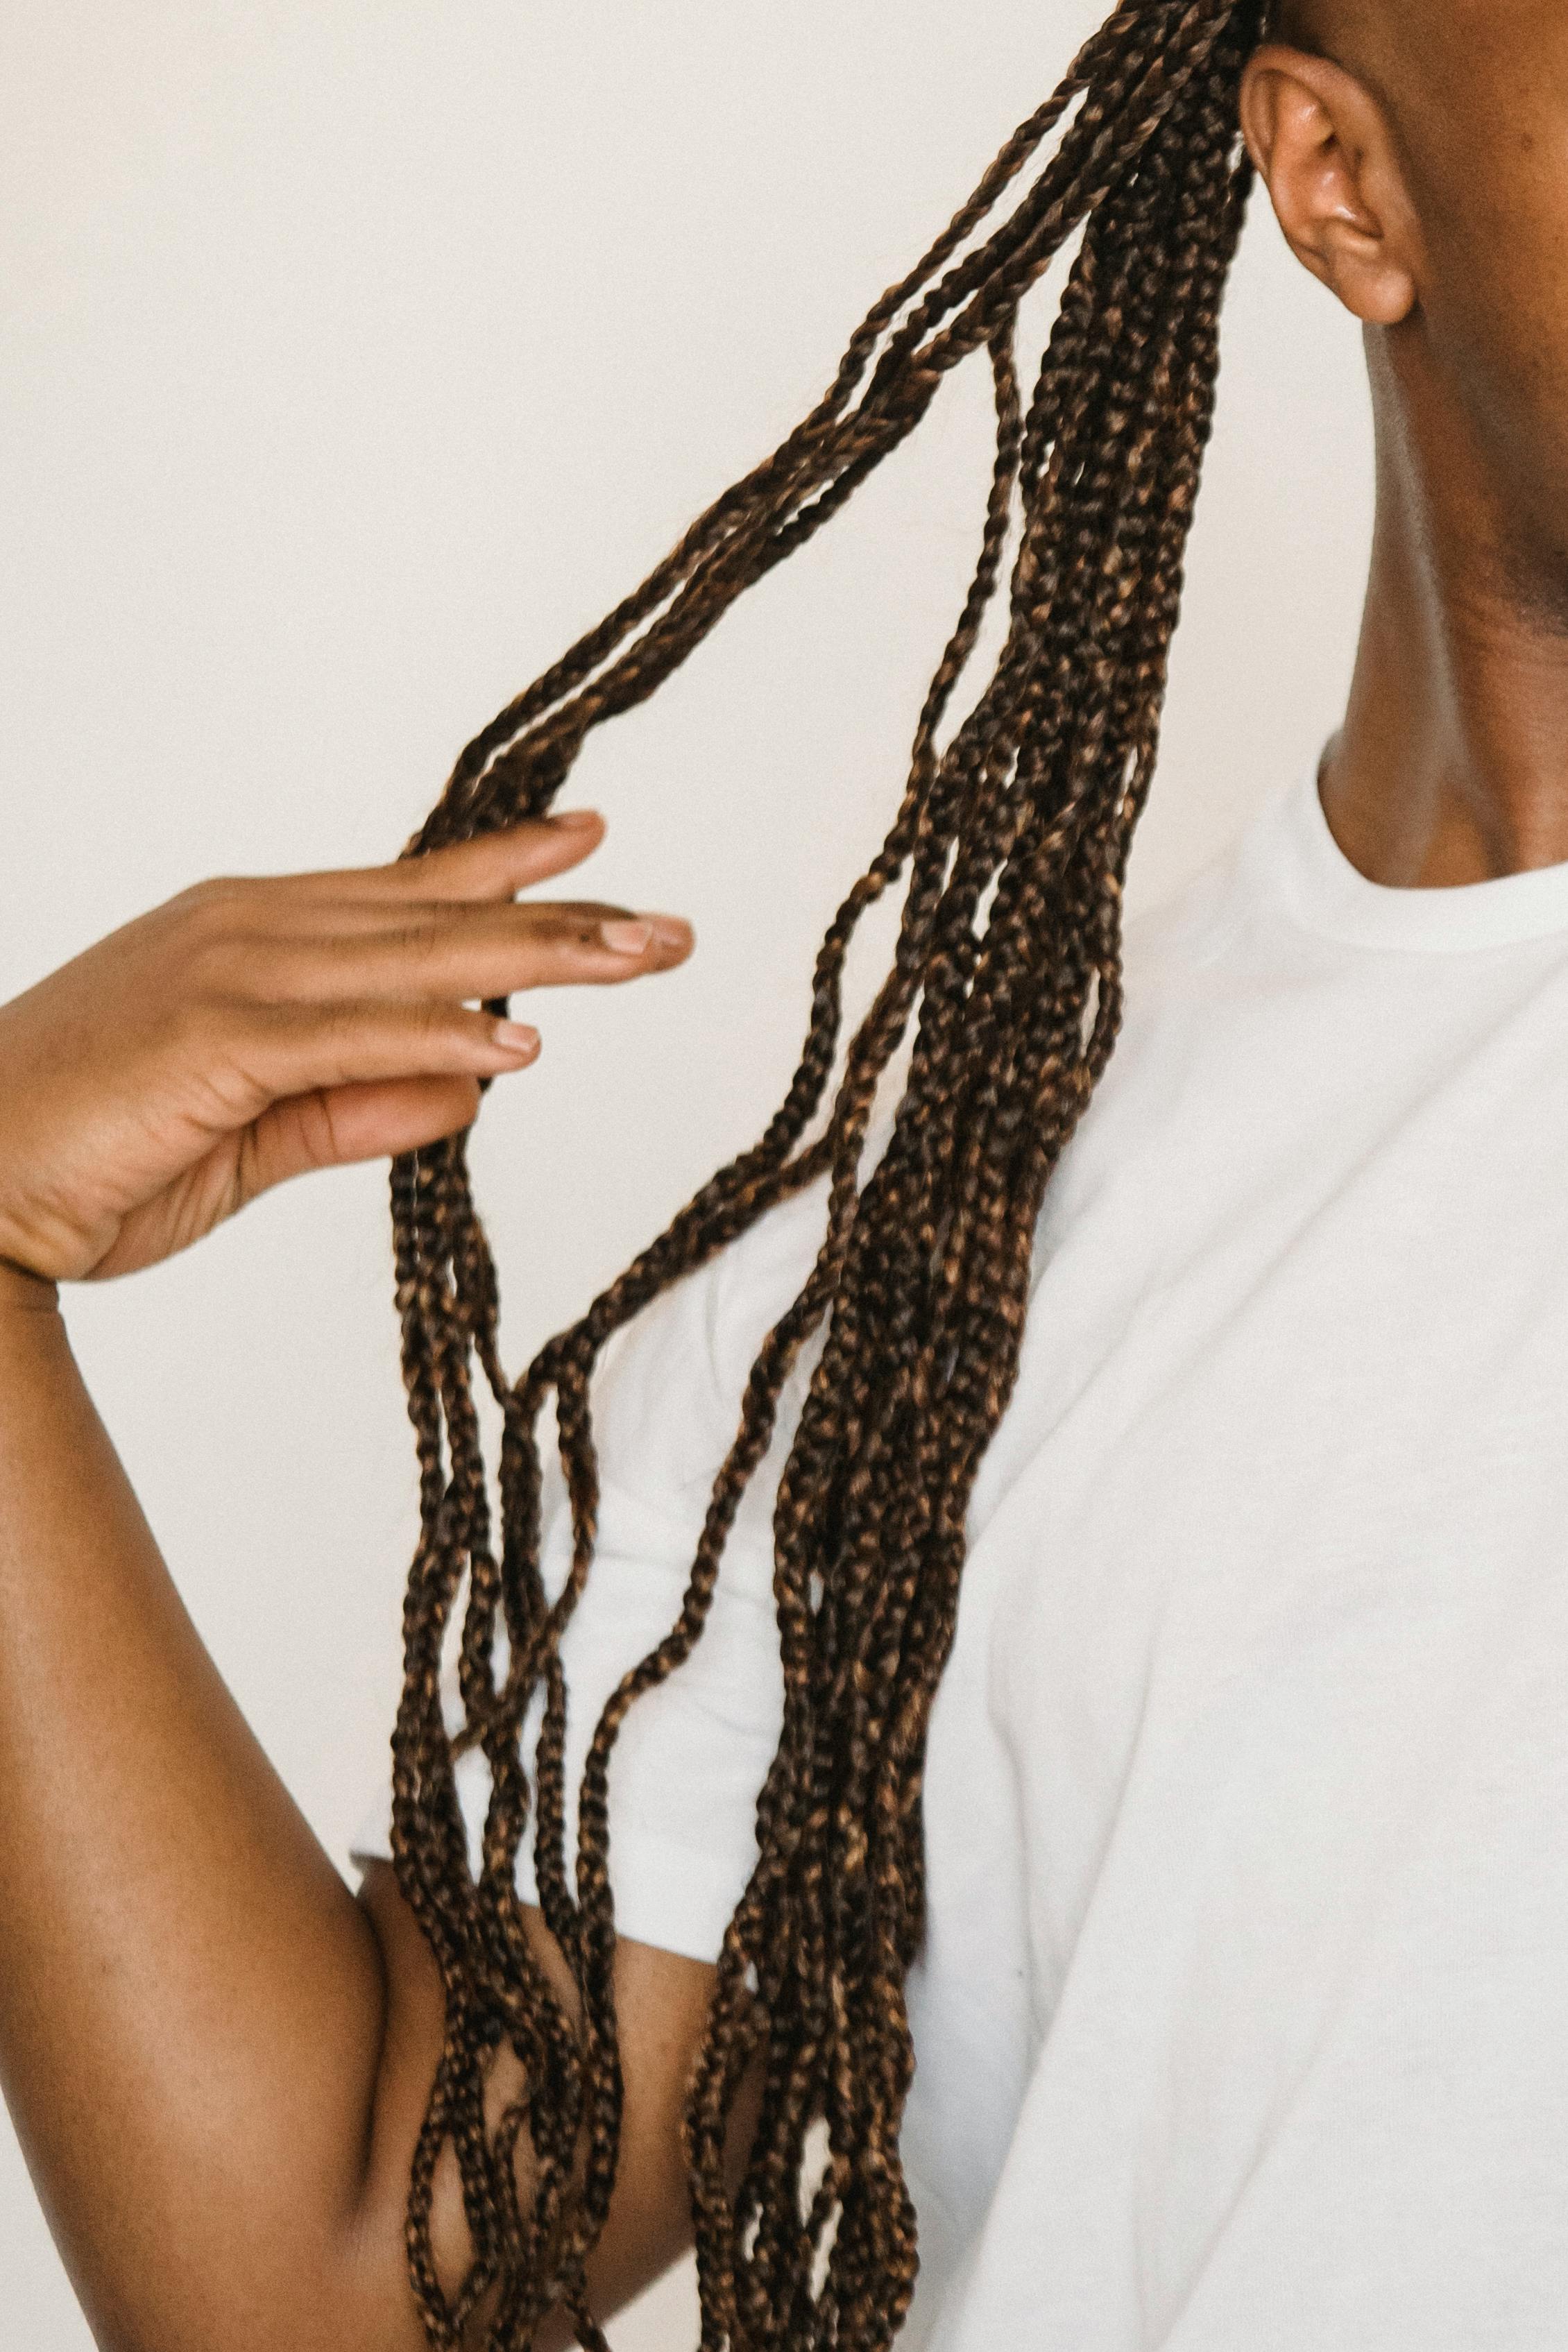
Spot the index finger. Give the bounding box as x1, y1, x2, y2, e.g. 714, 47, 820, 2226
282, 812, 608, 906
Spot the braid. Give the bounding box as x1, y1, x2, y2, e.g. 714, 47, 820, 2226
386, 3, 1265, 2344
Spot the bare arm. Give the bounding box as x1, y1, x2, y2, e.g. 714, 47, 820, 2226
0, 819, 715, 2351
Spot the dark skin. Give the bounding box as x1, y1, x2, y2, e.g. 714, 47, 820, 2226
2, 11, 1565, 2349
0, 827, 720, 2352
1248, 0, 1568, 880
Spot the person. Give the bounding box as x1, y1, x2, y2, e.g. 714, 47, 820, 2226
1, 0, 1561, 2346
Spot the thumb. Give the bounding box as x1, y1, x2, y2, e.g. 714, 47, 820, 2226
241, 1075, 484, 1200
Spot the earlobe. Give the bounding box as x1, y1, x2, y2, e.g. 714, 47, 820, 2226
1241, 44, 1419, 330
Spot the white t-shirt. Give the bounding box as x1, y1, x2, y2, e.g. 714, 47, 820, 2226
355, 756, 1568, 2349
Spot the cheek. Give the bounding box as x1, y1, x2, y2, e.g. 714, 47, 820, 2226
1418, 158, 1568, 502
1401, 0, 1568, 495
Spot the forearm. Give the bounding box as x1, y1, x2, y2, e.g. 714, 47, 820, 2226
0, 1268, 405, 2352
0, 819, 706, 2349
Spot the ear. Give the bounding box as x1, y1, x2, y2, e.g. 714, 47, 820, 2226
1240, 44, 1421, 327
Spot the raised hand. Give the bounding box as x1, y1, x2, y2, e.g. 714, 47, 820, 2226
0, 810, 690, 1282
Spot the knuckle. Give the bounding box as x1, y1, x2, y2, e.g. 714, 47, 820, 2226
182, 926, 272, 1003
386, 910, 451, 962
162, 880, 277, 990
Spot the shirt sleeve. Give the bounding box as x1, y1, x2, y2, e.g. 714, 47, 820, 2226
349, 1170, 830, 1965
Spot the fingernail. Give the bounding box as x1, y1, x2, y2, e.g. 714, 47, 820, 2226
549, 809, 601, 830
647, 914, 694, 950
494, 1020, 540, 1055
601, 917, 654, 954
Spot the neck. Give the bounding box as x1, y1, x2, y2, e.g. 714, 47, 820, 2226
1320, 333, 1568, 887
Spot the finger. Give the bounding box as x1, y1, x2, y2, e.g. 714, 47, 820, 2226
247, 899, 697, 1003
226, 812, 609, 910
240, 1075, 486, 1198
238, 884, 654, 945
213, 997, 545, 1118
359, 813, 608, 902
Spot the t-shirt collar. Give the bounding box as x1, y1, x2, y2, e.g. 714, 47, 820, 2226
1244, 747, 1568, 955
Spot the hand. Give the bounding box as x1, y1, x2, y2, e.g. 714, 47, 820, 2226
0, 812, 692, 1284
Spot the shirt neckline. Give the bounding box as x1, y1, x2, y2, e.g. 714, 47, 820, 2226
1252, 749, 1568, 955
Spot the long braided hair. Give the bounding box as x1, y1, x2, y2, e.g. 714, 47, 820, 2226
387, 2, 1266, 2342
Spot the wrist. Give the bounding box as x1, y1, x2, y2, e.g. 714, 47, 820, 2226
0, 1254, 64, 1326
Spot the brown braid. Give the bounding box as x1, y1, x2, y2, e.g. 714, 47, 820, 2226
386, 3, 1265, 2343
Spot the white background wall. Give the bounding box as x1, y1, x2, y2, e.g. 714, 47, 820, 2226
0, 3, 1374, 2341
